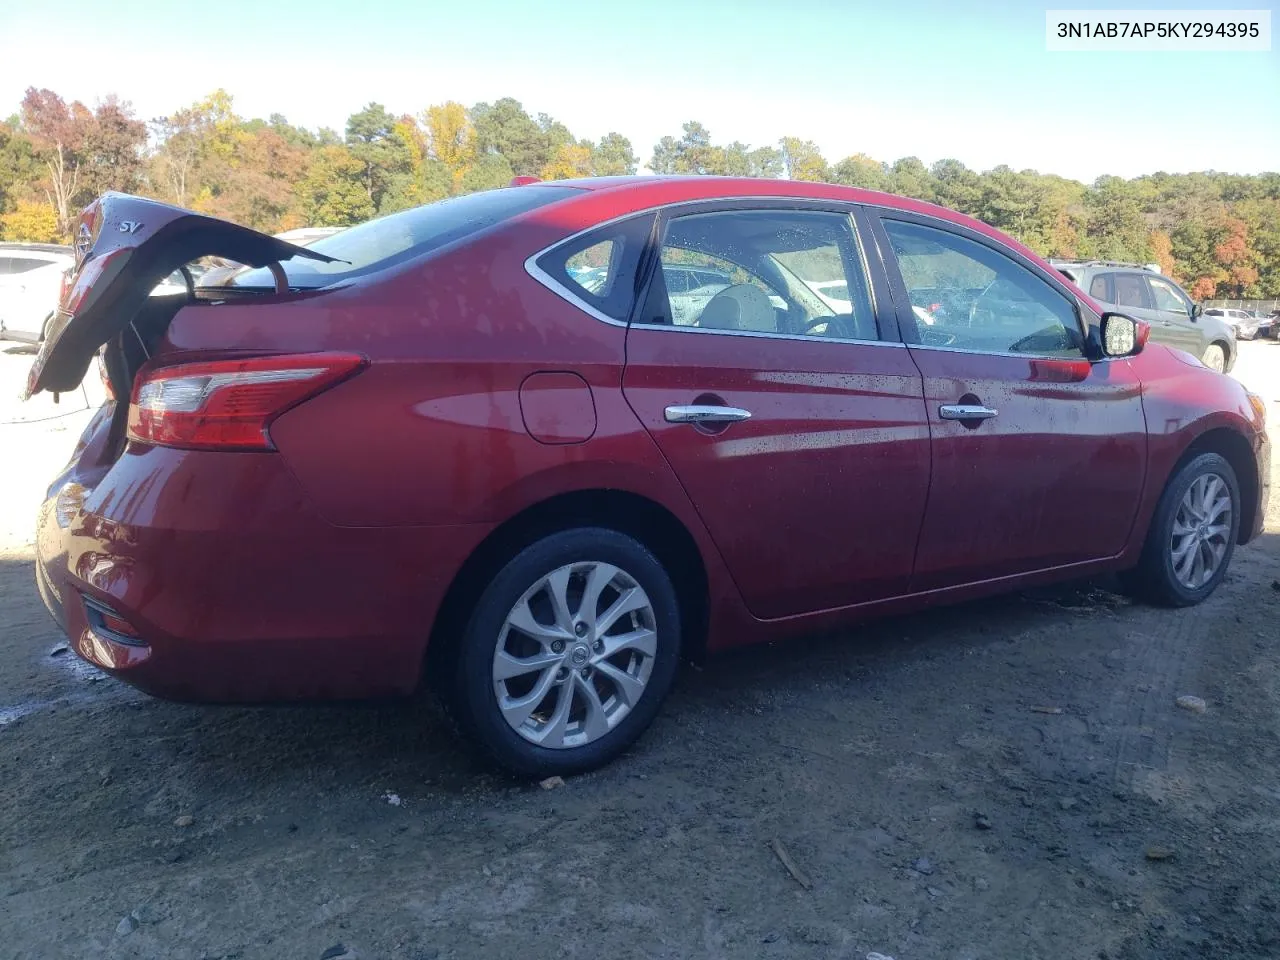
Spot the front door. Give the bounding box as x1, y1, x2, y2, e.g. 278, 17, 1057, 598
1145, 273, 1203, 356
875, 214, 1148, 592
622, 204, 932, 619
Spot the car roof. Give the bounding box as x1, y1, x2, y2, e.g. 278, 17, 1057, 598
521, 175, 1100, 313
528, 174, 1050, 261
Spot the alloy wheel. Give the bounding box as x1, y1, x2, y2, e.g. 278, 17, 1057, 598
492, 561, 657, 749
1169, 473, 1233, 589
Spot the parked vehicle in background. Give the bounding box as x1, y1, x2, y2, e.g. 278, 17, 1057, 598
30, 183, 1270, 777
1049, 259, 1236, 373
1204, 307, 1262, 341
1250, 310, 1275, 339
0, 243, 74, 343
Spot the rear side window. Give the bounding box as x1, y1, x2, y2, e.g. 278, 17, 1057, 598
221, 185, 582, 289
1112, 273, 1149, 309
534, 213, 655, 322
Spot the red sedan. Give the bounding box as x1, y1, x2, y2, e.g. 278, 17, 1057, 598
30, 179, 1270, 776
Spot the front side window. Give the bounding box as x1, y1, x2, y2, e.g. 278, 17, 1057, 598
1089, 275, 1110, 301
637, 208, 878, 341
1147, 276, 1191, 314
883, 219, 1083, 357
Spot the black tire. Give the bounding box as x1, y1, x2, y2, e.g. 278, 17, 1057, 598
1124, 452, 1240, 607
451, 527, 681, 778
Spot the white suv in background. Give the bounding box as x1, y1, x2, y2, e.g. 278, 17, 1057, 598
0, 243, 73, 343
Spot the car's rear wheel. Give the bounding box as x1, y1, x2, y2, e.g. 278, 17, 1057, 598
1201, 342, 1227, 373
452, 528, 681, 777
1124, 452, 1240, 607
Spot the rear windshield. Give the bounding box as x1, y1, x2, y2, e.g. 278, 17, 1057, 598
213, 185, 581, 289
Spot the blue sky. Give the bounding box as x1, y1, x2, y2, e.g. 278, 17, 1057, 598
1, 0, 1276, 183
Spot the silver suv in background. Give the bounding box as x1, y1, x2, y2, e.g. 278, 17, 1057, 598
1049, 259, 1236, 373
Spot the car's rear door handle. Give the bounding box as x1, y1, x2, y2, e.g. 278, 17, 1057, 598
664, 404, 752, 424
939, 404, 998, 421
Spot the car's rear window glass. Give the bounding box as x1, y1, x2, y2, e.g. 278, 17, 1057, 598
215, 186, 581, 289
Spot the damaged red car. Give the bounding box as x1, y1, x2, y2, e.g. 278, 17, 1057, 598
31, 178, 1270, 776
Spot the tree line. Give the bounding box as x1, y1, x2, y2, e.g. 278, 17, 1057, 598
1, 90, 1276, 300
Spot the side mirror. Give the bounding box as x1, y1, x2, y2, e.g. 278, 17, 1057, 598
1100, 312, 1148, 357
1191, 302, 1203, 319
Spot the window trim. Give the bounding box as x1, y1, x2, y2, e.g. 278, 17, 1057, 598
523, 196, 905, 345
869, 208, 1098, 362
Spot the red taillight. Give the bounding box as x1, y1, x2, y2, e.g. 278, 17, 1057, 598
127, 353, 365, 451
510, 176, 542, 186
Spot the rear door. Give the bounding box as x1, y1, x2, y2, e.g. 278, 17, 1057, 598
872, 212, 1147, 591
619, 201, 931, 619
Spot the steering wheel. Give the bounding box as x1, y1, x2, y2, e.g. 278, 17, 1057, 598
802, 316, 834, 336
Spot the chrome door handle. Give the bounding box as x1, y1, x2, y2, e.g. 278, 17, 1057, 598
664, 404, 752, 424
939, 404, 998, 421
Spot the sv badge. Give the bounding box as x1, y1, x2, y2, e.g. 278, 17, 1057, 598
118, 220, 143, 234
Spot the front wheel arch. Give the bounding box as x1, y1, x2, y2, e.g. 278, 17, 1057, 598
1165, 427, 1261, 545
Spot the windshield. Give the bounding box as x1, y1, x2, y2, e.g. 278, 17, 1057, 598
209, 185, 580, 289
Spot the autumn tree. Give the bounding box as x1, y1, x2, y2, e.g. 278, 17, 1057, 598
424, 101, 476, 192
593, 132, 637, 176
778, 137, 827, 181
20, 88, 94, 235
471, 98, 549, 177
345, 102, 414, 210
296, 145, 376, 226
1213, 217, 1259, 296
831, 154, 889, 191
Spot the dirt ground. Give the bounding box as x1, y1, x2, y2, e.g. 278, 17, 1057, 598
1, 341, 1277, 960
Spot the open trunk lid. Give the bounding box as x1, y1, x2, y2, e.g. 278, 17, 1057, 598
25, 192, 337, 399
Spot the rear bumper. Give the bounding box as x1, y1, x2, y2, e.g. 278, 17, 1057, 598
35, 443, 493, 702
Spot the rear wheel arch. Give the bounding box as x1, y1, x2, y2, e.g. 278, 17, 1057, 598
1169, 426, 1260, 544
424, 488, 711, 696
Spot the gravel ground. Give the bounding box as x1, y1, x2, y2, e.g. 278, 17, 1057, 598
1, 341, 1277, 960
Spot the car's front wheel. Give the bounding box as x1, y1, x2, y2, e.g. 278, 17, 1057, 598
1201, 342, 1228, 373
1125, 452, 1240, 607
452, 528, 681, 777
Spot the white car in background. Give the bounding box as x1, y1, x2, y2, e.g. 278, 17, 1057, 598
0, 243, 74, 343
